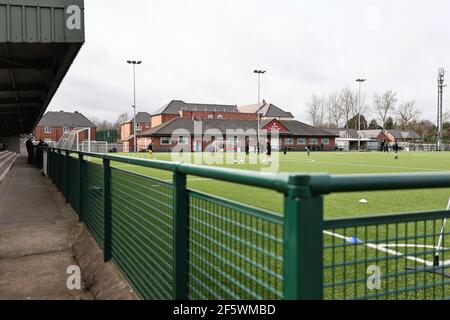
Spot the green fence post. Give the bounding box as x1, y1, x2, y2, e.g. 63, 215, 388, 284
172, 166, 189, 300
65, 151, 70, 202
57, 149, 62, 190
283, 175, 324, 300
103, 158, 112, 262
78, 153, 84, 222
47, 149, 52, 180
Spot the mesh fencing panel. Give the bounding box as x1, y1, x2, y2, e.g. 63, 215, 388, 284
187, 190, 284, 299
110, 168, 174, 299
67, 156, 80, 214
81, 160, 104, 246
324, 212, 450, 300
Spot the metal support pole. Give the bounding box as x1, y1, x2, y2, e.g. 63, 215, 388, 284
173, 168, 189, 299
65, 150, 70, 202
103, 158, 112, 262
283, 175, 324, 299
133, 63, 137, 153
78, 153, 84, 221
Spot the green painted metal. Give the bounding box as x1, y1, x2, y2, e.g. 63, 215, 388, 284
0, 0, 85, 43
173, 168, 189, 300
96, 129, 118, 143
65, 150, 70, 203
78, 153, 84, 222
103, 158, 112, 262
110, 167, 173, 299
283, 175, 323, 300
44, 147, 450, 300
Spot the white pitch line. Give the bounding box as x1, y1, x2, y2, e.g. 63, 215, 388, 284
284, 159, 445, 172
323, 230, 436, 267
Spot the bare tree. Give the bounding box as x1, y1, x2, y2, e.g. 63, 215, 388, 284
306, 94, 324, 127
373, 90, 397, 129
397, 100, 420, 129
340, 87, 358, 128
352, 92, 369, 130
114, 113, 130, 131
327, 92, 344, 128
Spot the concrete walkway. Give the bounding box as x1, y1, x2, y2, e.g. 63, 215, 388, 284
0, 156, 92, 300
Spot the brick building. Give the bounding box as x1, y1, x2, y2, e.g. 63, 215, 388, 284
134, 100, 337, 152
34, 111, 96, 145
139, 118, 337, 152
358, 129, 420, 143
150, 100, 239, 128
121, 112, 152, 152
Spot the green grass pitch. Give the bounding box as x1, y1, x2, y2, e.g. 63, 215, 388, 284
82, 150, 450, 299
110, 151, 450, 219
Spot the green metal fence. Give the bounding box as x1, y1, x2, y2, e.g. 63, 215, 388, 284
44, 148, 450, 300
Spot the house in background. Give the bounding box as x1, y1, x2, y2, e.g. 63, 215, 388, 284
358, 129, 421, 143
34, 110, 96, 145
139, 117, 337, 152
323, 128, 374, 151
150, 100, 239, 128
121, 112, 152, 152
238, 101, 295, 121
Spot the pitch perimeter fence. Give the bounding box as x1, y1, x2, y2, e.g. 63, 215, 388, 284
43, 147, 450, 300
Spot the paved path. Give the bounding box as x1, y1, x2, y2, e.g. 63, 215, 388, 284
0, 156, 92, 300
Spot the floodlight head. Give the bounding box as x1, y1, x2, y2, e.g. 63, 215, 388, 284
356, 78, 366, 83
137, 61, 142, 64
127, 60, 132, 64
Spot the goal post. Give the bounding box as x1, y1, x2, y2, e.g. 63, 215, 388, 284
434, 197, 450, 266
56, 127, 92, 151
212, 140, 242, 152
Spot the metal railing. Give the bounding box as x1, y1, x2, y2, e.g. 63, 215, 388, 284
43, 147, 450, 300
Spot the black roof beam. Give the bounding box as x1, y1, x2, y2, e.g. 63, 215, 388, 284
0, 97, 43, 105
0, 83, 46, 92
0, 57, 53, 70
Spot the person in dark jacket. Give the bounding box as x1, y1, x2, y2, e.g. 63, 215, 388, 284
245, 137, 250, 155
266, 139, 272, 163
147, 142, 153, 159
26, 136, 34, 164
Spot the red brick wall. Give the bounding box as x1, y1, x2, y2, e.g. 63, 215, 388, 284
151, 114, 178, 128
146, 135, 335, 152
121, 121, 151, 140
179, 110, 257, 121
34, 126, 96, 144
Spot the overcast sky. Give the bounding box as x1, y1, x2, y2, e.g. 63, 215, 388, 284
48, 0, 450, 125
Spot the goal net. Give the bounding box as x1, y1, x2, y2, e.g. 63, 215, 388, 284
212, 140, 242, 152
55, 127, 92, 151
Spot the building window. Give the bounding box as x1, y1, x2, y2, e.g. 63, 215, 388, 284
44, 139, 52, 144
207, 114, 213, 119
160, 137, 171, 145
309, 138, 318, 145
217, 114, 223, 119
297, 138, 306, 145
44, 126, 51, 133
284, 138, 294, 145
63, 127, 69, 133
178, 136, 188, 145
322, 138, 330, 145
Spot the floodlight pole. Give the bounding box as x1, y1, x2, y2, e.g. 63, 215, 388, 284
356, 78, 366, 151
437, 68, 445, 152
254, 70, 266, 154
127, 60, 142, 153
